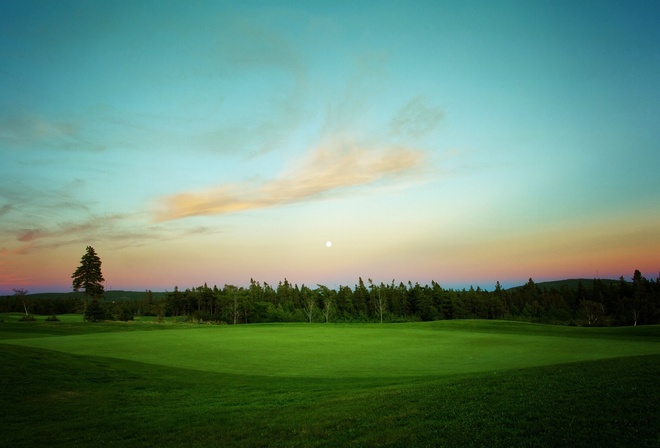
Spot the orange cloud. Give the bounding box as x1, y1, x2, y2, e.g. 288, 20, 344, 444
17, 229, 44, 242
2, 213, 212, 256
155, 142, 425, 221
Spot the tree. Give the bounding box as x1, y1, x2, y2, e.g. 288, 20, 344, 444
84, 297, 109, 322
317, 285, 335, 323
301, 285, 316, 323
489, 281, 507, 319
13, 288, 30, 316
580, 300, 604, 326
72, 246, 105, 322
631, 269, 646, 326
71, 246, 105, 298
353, 277, 369, 318
368, 279, 386, 323
224, 285, 242, 325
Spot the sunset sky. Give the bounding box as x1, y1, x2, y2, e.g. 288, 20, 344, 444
1, 0, 659, 295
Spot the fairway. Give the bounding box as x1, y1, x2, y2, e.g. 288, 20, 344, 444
3, 319, 660, 448
4, 320, 659, 378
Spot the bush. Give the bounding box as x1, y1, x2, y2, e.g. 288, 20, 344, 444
116, 308, 134, 322
19, 314, 37, 322
45, 315, 60, 322
188, 311, 217, 324
84, 298, 109, 322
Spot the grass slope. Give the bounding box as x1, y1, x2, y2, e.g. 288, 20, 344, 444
4, 321, 659, 377
1, 319, 659, 447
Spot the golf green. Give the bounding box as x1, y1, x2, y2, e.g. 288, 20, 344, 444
5, 321, 658, 378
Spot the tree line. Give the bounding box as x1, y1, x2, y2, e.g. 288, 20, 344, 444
3, 271, 659, 327
1, 246, 657, 326
105, 271, 660, 326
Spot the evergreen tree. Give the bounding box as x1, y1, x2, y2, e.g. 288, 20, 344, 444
71, 246, 105, 298
631, 270, 646, 326
84, 297, 109, 322
336, 285, 354, 317
353, 278, 369, 317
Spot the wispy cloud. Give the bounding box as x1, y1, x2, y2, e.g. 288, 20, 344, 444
0, 180, 93, 230
17, 229, 44, 243
2, 214, 122, 255
0, 204, 12, 217
0, 168, 225, 256
390, 97, 444, 138
156, 141, 425, 221
0, 112, 105, 152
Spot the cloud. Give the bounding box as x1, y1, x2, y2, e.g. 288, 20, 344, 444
17, 229, 44, 242
155, 141, 425, 221
4, 215, 121, 254
1, 172, 222, 256
0, 112, 105, 152
0, 204, 12, 217
2, 212, 219, 256
390, 97, 444, 138
0, 181, 93, 232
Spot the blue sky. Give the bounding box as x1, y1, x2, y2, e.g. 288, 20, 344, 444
1, 0, 658, 294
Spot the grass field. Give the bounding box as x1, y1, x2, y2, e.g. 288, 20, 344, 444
1, 317, 659, 447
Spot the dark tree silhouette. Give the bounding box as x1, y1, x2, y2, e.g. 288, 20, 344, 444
71, 246, 105, 298
72, 246, 105, 321
13, 288, 30, 316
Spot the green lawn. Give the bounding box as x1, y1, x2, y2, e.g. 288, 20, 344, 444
1, 318, 659, 447
3, 320, 659, 377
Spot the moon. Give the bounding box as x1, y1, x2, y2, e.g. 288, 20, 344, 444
326, 241, 332, 248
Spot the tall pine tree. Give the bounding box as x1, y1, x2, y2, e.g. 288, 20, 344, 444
71, 246, 105, 298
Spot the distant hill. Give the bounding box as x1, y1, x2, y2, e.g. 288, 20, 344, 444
105, 290, 168, 301
4, 280, 630, 299
510, 278, 623, 291
4, 290, 168, 301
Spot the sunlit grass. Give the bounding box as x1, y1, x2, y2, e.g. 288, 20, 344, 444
2, 319, 659, 447
4, 320, 658, 377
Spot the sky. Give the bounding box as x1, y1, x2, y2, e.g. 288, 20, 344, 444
1, 0, 659, 294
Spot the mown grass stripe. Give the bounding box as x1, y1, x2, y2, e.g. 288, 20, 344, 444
3, 321, 659, 378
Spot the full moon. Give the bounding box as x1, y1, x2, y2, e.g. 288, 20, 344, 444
326, 241, 332, 248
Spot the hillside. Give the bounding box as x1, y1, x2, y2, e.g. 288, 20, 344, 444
4, 290, 168, 301
3, 279, 627, 299
519, 278, 623, 291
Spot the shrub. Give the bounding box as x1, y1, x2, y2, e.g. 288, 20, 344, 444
117, 308, 134, 322
19, 314, 37, 322
84, 298, 109, 322
45, 315, 60, 322
188, 310, 216, 324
